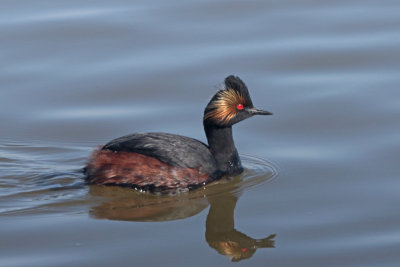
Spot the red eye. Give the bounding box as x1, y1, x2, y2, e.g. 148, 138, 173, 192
237, 103, 244, 110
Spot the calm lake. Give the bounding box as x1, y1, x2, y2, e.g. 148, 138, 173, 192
1, 0, 400, 266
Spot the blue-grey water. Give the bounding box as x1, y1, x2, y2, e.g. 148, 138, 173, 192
1, 1, 400, 266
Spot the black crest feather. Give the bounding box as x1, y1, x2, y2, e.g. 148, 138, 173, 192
224, 75, 253, 107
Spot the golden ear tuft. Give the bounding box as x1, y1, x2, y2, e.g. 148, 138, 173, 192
204, 88, 246, 124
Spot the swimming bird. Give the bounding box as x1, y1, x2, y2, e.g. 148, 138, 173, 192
85, 75, 272, 193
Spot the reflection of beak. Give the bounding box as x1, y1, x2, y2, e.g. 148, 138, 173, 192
246, 107, 273, 115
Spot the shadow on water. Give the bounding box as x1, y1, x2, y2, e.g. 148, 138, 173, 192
89, 155, 277, 262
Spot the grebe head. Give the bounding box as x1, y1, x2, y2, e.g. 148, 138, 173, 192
203, 75, 272, 127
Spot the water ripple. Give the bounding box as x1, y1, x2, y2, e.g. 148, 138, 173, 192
1, 8, 125, 25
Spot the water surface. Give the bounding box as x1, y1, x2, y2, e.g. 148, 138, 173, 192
1, 0, 400, 266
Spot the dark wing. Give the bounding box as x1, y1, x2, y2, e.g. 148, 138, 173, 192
102, 132, 217, 174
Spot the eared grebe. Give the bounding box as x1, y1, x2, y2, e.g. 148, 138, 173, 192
85, 75, 272, 193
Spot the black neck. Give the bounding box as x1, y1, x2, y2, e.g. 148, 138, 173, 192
204, 123, 243, 174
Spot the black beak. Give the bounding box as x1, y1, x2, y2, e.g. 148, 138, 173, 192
247, 107, 273, 116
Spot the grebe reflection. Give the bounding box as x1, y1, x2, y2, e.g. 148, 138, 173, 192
88, 180, 275, 262
206, 192, 275, 261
